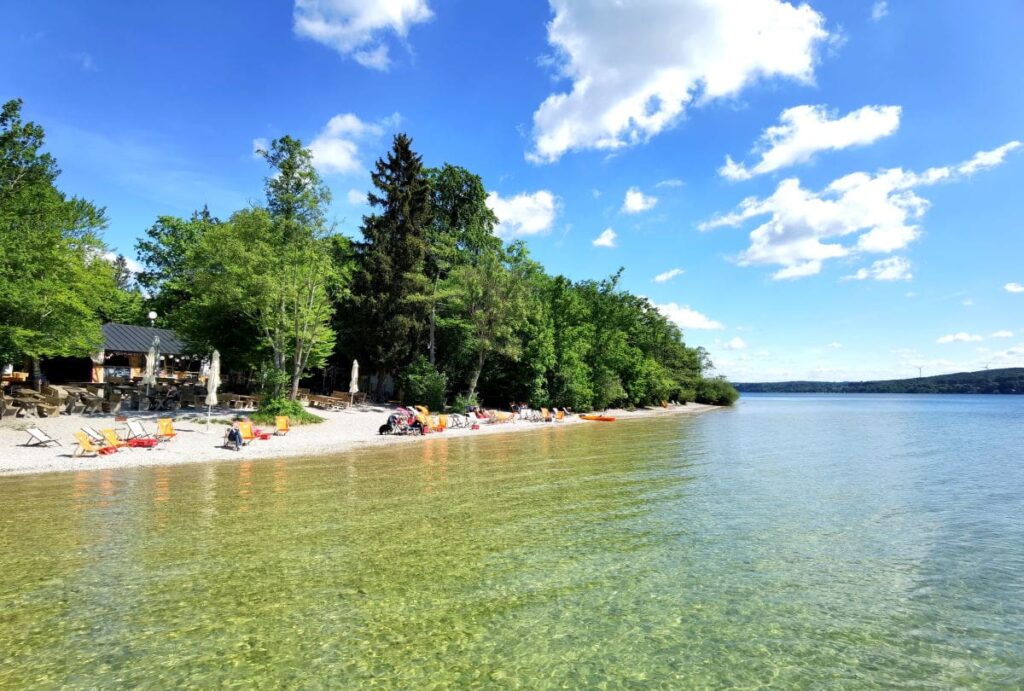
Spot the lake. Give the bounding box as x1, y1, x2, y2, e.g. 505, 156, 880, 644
1, 395, 1022, 687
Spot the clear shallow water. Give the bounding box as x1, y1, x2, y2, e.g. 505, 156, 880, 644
1, 395, 1022, 687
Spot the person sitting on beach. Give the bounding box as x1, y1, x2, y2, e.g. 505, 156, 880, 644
225, 422, 244, 451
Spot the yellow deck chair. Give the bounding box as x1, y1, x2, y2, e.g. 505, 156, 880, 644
275, 415, 290, 435
540, 407, 552, 422
100, 428, 129, 448
238, 421, 256, 444
156, 418, 177, 442
414, 405, 430, 417
73, 431, 108, 457
554, 409, 565, 422
432, 414, 447, 432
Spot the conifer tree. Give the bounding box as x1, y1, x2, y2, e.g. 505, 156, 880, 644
351, 133, 433, 398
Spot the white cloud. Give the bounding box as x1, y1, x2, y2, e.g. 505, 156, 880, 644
937, 332, 984, 344
653, 302, 724, 330
843, 256, 912, 282
827, 341, 843, 348
306, 113, 392, 175
293, 0, 433, 70
720, 104, 901, 180
958, 141, 1021, 175
592, 228, 617, 247
991, 330, 1014, 339
701, 142, 1020, 280
622, 187, 657, 213
1004, 283, 1024, 293
962, 298, 974, 307
346, 188, 365, 205
527, 0, 830, 163
103, 252, 142, 274
723, 336, 747, 350
486, 190, 559, 239
870, 1, 888, 21
656, 179, 684, 188
653, 268, 684, 283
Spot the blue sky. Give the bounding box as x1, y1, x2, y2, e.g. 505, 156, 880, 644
3, 0, 1022, 381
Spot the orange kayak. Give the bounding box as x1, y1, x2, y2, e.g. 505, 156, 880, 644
579, 414, 616, 422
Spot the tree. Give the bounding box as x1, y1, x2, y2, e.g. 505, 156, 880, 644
96, 254, 147, 325
349, 134, 433, 398
184, 137, 338, 399
0, 98, 115, 376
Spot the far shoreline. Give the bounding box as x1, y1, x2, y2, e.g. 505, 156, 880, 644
0, 403, 721, 479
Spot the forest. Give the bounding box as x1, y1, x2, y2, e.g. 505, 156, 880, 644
734, 368, 1024, 395
0, 98, 739, 412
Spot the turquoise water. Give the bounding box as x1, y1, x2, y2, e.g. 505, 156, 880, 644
1, 395, 1022, 687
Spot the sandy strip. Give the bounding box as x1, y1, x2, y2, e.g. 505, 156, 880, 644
0, 403, 718, 477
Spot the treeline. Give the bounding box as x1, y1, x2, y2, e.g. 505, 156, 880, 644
1, 98, 738, 410
735, 368, 1024, 395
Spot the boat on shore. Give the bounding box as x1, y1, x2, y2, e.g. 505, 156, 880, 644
579, 414, 616, 422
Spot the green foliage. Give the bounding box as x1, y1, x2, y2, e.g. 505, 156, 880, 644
0, 98, 116, 366
250, 397, 324, 426
695, 378, 740, 406
398, 356, 447, 411
348, 134, 433, 394
449, 391, 478, 413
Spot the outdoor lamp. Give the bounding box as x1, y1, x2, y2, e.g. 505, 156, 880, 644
148, 310, 157, 326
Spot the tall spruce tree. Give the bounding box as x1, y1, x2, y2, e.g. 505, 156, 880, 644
351, 134, 432, 398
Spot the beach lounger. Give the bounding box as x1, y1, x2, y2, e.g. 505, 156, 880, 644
432, 415, 447, 432
238, 421, 256, 445
101, 428, 129, 448
275, 416, 290, 435
539, 407, 553, 422
24, 427, 61, 447
156, 418, 177, 442
554, 409, 565, 422
81, 426, 106, 444
125, 419, 154, 440
73, 431, 117, 457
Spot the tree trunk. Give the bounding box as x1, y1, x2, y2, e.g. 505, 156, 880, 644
467, 350, 485, 400
428, 303, 436, 366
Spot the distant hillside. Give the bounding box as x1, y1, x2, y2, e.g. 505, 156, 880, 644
735, 368, 1024, 394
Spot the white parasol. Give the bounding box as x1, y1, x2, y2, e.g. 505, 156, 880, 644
205, 349, 220, 432
349, 359, 359, 395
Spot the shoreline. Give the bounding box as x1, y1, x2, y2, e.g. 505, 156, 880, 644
0, 403, 720, 478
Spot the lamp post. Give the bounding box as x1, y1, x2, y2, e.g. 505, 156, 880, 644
148, 310, 158, 327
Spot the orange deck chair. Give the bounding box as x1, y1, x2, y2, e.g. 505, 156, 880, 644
275, 415, 290, 435
74, 431, 117, 457
238, 421, 256, 445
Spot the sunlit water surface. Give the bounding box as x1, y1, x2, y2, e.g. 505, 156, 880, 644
1, 394, 1022, 687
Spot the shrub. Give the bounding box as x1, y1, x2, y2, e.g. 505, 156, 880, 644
250, 397, 324, 425
398, 356, 446, 411
449, 391, 478, 413
695, 377, 740, 406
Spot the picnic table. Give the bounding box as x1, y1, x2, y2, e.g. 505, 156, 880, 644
10, 396, 39, 417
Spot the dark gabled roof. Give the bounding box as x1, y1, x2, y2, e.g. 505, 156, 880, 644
101, 323, 187, 355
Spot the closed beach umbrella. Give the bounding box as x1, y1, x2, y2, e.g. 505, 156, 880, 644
142, 335, 160, 386
205, 350, 220, 407
349, 359, 359, 395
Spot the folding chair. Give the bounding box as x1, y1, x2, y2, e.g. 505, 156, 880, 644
24, 427, 61, 447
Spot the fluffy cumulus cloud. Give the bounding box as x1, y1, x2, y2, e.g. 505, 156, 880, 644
723, 336, 747, 350
701, 142, 1021, 280
103, 252, 142, 274
1006, 282, 1024, 293
827, 341, 843, 348
843, 256, 912, 282
653, 268, 683, 283
346, 188, 366, 205
720, 104, 901, 180
653, 302, 724, 330
307, 113, 395, 174
592, 228, 617, 247
871, 1, 888, 21
622, 187, 657, 213
293, 0, 433, 70
528, 0, 830, 163
486, 190, 559, 239
937, 332, 984, 344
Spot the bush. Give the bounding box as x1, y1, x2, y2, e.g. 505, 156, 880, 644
250, 397, 324, 425
399, 356, 446, 411
695, 377, 740, 406
449, 391, 478, 413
